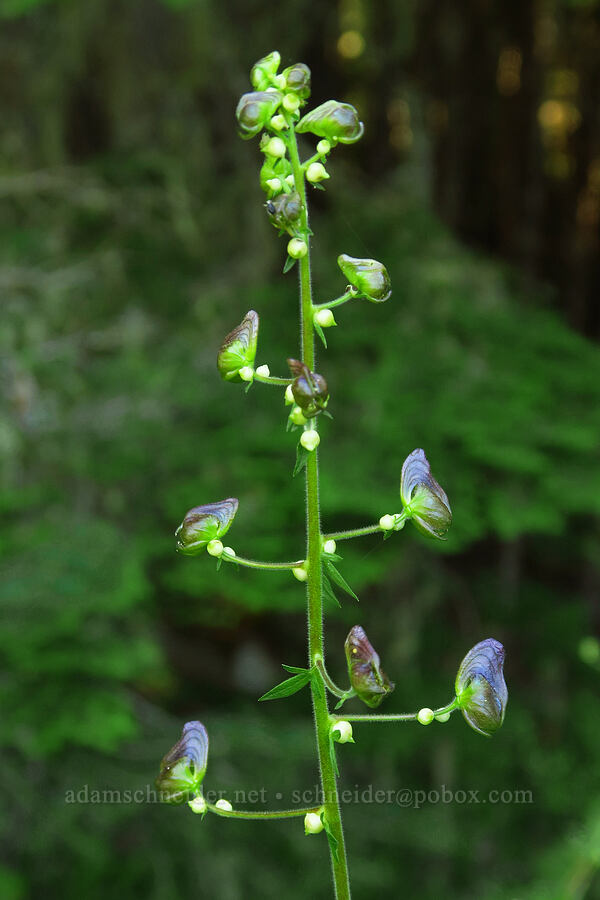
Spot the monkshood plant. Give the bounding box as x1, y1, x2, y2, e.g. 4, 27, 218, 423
156, 51, 508, 898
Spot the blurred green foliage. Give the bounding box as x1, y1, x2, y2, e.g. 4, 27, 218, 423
1, 1, 600, 899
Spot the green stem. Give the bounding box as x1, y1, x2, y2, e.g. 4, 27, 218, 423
313, 289, 358, 312
315, 655, 354, 700
324, 524, 384, 542
336, 699, 459, 724
207, 803, 319, 821
253, 373, 293, 386
221, 551, 303, 571
288, 119, 352, 900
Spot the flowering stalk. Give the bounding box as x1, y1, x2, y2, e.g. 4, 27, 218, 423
156, 51, 508, 900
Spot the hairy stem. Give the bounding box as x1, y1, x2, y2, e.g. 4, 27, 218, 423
335, 699, 459, 724
313, 289, 357, 312
207, 803, 319, 820
221, 552, 303, 571
288, 120, 352, 900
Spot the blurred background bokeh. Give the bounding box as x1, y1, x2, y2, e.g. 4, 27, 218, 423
2, 1, 600, 898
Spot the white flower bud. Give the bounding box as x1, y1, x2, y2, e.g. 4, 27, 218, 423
274, 74, 287, 89
317, 139, 331, 154
304, 812, 324, 835
206, 539, 224, 557
300, 429, 320, 452
435, 712, 451, 723
306, 162, 330, 183
379, 514, 395, 531
239, 366, 254, 382
255, 364, 271, 377
314, 309, 336, 328
417, 707, 434, 725
323, 539, 336, 555
289, 406, 307, 426
284, 384, 295, 405
222, 547, 235, 558
282, 93, 301, 113
215, 799, 233, 812
287, 238, 308, 259
285, 174, 295, 186
265, 178, 282, 192
188, 795, 207, 815
270, 114, 287, 131
331, 720, 353, 743
293, 566, 308, 582
264, 137, 287, 158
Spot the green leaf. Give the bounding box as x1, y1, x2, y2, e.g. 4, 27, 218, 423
282, 664, 310, 675
314, 320, 328, 349
293, 442, 310, 477
283, 255, 297, 274
324, 560, 358, 601
258, 671, 312, 701
322, 572, 341, 608
320, 812, 340, 861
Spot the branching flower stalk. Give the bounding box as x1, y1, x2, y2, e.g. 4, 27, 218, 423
156, 51, 509, 900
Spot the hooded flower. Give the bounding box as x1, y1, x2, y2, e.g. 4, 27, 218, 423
337, 254, 391, 302
400, 448, 452, 539
156, 721, 209, 803
455, 639, 508, 736
175, 499, 238, 556
217, 311, 259, 382
345, 625, 394, 708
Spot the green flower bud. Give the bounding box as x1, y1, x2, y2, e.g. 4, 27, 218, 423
379, 514, 395, 531
215, 798, 233, 812
188, 794, 207, 815
289, 406, 308, 426
282, 63, 311, 100
236, 91, 283, 140
288, 359, 329, 418
300, 429, 320, 451
417, 707, 434, 725
306, 162, 330, 183
296, 99, 364, 144
156, 721, 209, 804
400, 448, 452, 540
264, 136, 287, 158
265, 191, 303, 234
345, 625, 395, 708
323, 539, 336, 554
293, 565, 308, 582
217, 310, 259, 382
206, 539, 224, 557
317, 139, 331, 154
337, 254, 391, 302
455, 639, 508, 737
304, 812, 324, 834
287, 238, 307, 259
250, 51, 281, 91
283, 93, 301, 113
314, 308, 336, 328
331, 720, 354, 743
176, 498, 239, 556
436, 711, 451, 723
284, 384, 295, 405
270, 114, 287, 131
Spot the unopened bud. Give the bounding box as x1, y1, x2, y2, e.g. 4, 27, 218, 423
264, 136, 287, 158
290, 406, 307, 425
323, 539, 336, 555
284, 384, 295, 405
239, 366, 254, 382
283, 93, 301, 113
206, 539, 224, 557
255, 364, 270, 377
222, 547, 235, 558
417, 707, 434, 725
300, 429, 320, 452
293, 566, 308, 582
314, 308, 336, 328
270, 114, 287, 131
287, 238, 308, 259
265, 177, 282, 192
317, 139, 331, 154
285, 174, 295, 186
188, 794, 207, 815
304, 812, 324, 835
331, 720, 354, 743
274, 74, 287, 89
379, 514, 395, 531
436, 712, 451, 723
306, 162, 330, 183
215, 799, 233, 813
